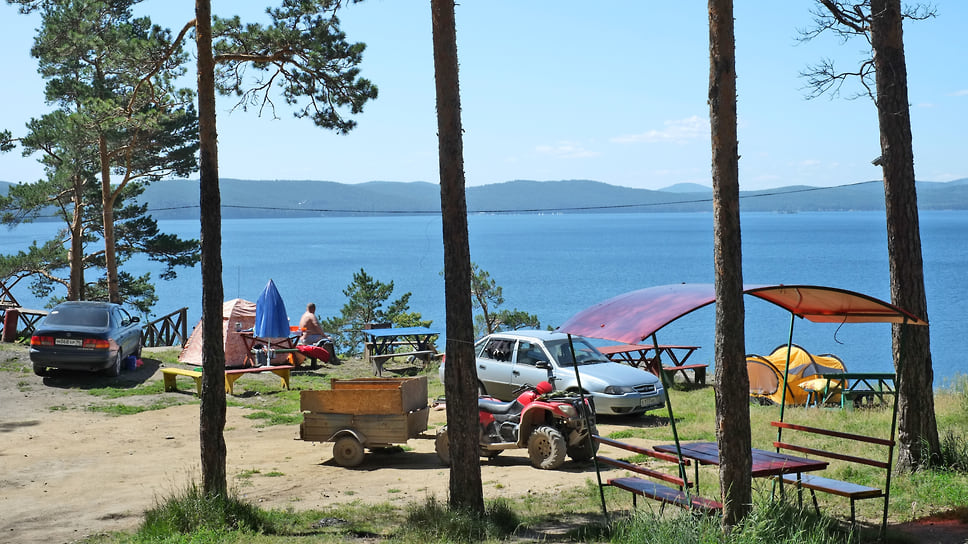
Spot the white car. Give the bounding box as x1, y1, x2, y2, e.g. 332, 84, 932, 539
439, 330, 665, 415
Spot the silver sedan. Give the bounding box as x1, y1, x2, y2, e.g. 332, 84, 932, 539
439, 330, 665, 415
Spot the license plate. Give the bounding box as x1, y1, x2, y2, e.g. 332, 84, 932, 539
55, 338, 83, 346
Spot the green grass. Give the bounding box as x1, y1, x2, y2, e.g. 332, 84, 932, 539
87, 381, 167, 398
86, 397, 184, 415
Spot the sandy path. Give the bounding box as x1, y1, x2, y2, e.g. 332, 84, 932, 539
0, 347, 598, 544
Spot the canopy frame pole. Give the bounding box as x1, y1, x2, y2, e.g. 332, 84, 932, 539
777, 312, 797, 432
772, 313, 797, 499
651, 333, 690, 498
566, 334, 608, 523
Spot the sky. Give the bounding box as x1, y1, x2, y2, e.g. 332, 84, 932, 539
0, 1, 965, 192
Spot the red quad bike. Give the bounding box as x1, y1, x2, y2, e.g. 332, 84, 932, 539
435, 381, 598, 470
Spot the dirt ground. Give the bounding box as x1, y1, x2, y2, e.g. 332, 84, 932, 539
1, 344, 967, 544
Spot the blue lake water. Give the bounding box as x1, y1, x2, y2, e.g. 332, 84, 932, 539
3, 211, 965, 385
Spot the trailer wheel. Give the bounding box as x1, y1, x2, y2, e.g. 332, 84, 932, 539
333, 435, 365, 467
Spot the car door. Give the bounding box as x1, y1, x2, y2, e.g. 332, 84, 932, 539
510, 340, 556, 391
114, 307, 139, 356
475, 337, 516, 398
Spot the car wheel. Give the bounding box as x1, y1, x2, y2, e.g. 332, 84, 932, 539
527, 425, 566, 470
33, 364, 50, 377
435, 426, 450, 465
104, 351, 122, 377
567, 424, 600, 462
332, 435, 365, 467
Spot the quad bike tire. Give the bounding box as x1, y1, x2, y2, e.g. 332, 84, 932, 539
527, 425, 567, 469
566, 424, 599, 462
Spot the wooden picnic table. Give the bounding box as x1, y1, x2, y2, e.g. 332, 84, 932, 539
597, 343, 706, 384
361, 326, 440, 376
238, 331, 301, 367
815, 372, 896, 410
654, 441, 829, 494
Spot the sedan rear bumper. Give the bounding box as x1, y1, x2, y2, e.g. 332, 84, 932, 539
30, 347, 116, 372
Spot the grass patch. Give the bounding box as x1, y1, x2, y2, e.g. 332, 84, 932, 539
137, 482, 271, 540
87, 397, 182, 415
87, 381, 167, 398
396, 496, 519, 543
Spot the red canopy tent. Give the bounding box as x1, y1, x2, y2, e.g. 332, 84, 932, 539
557, 283, 927, 524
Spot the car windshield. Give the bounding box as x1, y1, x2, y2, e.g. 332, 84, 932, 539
544, 338, 609, 366
45, 306, 109, 327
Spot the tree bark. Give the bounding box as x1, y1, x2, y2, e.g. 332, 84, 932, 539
68, 174, 85, 301
870, 0, 939, 469
708, 0, 751, 528
195, 0, 228, 498
430, 0, 484, 514
98, 133, 120, 304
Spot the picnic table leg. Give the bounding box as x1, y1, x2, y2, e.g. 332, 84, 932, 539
272, 368, 291, 389
225, 373, 240, 395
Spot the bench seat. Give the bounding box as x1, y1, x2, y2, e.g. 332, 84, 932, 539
224, 365, 293, 395
609, 476, 722, 513
161, 368, 202, 395
781, 473, 883, 500
161, 365, 293, 396
662, 363, 708, 385
593, 435, 720, 515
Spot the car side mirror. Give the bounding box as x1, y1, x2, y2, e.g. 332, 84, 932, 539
131, 316, 140, 324
536, 360, 551, 370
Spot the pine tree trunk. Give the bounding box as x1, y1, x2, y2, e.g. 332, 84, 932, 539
196, 0, 228, 498
431, 0, 484, 514
709, 0, 752, 527
870, 0, 939, 469
69, 177, 85, 301
98, 134, 120, 304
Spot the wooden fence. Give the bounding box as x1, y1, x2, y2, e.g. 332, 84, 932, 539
142, 307, 190, 348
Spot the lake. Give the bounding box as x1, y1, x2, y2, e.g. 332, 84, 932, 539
3, 210, 965, 385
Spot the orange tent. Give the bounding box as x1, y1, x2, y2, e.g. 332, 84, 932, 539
178, 299, 257, 367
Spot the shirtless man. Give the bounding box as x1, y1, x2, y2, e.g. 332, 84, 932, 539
299, 303, 326, 345
298, 303, 331, 367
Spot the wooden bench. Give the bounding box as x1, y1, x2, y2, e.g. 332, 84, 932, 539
771, 420, 894, 534
662, 364, 708, 385
161, 368, 203, 395
224, 365, 293, 395
369, 350, 435, 377
162, 365, 293, 396
594, 435, 722, 514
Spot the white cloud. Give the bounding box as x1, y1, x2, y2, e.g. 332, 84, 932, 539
611, 115, 708, 144
534, 142, 601, 159
950, 89, 968, 97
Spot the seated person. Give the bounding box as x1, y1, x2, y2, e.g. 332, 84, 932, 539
298, 303, 331, 367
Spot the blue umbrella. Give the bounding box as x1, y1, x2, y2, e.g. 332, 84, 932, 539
254, 279, 290, 339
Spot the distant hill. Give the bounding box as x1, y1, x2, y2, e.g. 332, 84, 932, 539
659, 182, 712, 193
4, 177, 968, 219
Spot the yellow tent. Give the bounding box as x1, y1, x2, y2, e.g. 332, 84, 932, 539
746, 344, 846, 406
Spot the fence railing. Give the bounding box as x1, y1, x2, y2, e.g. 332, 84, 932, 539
142, 307, 190, 348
